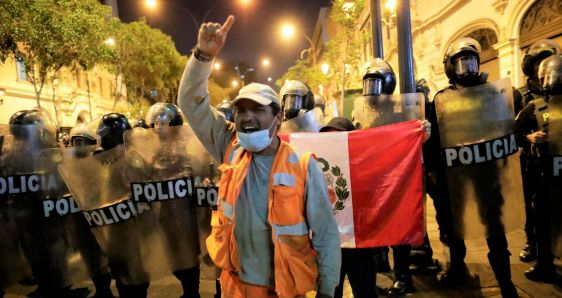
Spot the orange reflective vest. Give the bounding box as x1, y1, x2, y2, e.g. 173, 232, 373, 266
206, 137, 319, 298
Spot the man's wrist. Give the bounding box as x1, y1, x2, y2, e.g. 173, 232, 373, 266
193, 47, 214, 62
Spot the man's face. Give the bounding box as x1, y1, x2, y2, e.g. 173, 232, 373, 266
234, 99, 280, 135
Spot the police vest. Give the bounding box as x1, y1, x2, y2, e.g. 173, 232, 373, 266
533, 97, 549, 132
206, 136, 318, 298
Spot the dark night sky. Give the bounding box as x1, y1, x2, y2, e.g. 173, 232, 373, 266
117, 0, 331, 88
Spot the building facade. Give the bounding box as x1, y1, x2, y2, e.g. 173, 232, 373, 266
314, 0, 562, 105
0, 57, 125, 129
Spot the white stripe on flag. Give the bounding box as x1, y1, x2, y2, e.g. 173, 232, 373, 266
289, 132, 356, 248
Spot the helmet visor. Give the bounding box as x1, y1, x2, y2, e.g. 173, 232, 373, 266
283, 94, 305, 111
454, 55, 479, 76
542, 72, 562, 93
146, 108, 175, 128
363, 78, 383, 96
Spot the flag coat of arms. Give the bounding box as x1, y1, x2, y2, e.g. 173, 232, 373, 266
283, 120, 425, 248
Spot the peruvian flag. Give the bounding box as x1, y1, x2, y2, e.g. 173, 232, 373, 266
282, 120, 424, 248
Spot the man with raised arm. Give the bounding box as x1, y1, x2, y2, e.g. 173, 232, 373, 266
177, 15, 340, 298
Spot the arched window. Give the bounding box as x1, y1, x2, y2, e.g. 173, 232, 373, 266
519, 0, 562, 48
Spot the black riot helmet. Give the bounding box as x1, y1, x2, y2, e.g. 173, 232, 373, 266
216, 100, 234, 122
522, 39, 562, 78
97, 113, 131, 151
279, 80, 314, 120
444, 37, 482, 85
9, 110, 31, 126
362, 58, 396, 96
9, 110, 57, 147
538, 54, 562, 96
416, 78, 431, 105
314, 94, 326, 113
70, 123, 97, 147
133, 119, 150, 129
145, 103, 184, 128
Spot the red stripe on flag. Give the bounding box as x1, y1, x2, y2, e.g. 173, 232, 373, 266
348, 120, 424, 247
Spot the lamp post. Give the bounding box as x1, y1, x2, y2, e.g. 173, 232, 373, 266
396, 0, 415, 94
370, 0, 384, 58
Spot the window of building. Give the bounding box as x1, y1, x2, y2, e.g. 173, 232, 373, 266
99, 77, 104, 96
15, 57, 27, 81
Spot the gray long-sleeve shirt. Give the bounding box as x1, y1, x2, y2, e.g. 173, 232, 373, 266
178, 56, 340, 295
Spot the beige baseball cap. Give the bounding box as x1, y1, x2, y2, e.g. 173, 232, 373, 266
232, 83, 280, 106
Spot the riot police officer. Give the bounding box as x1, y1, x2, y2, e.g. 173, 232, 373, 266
413, 78, 441, 274
216, 99, 234, 122
427, 37, 517, 297
145, 102, 203, 298
515, 54, 562, 282
68, 123, 114, 298
279, 80, 315, 121
360, 58, 415, 295
517, 39, 561, 263
96, 113, 150, 298
7, 110, 87, 297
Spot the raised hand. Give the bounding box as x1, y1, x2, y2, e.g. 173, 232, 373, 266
197, 15, 235, 57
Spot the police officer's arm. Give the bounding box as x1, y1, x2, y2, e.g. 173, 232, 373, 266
515, 102, 546, 145
305, 158, 341, 297
178, 16, 236, 162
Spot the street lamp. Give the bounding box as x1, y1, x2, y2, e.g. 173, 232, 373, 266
146, 0, 156, 9
267, 77, 272, 82
321, 63, 330, 75
382, 0, 397, 28
213, 62, 222, 70
281, 24, 296, 39
104, 37, 116, 47
262, 58, 270, 67
342, 1, 355, 12
280, 23, 317, 70
231, 80, 239, 88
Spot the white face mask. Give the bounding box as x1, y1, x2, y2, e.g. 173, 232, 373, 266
237, 117, 278, 152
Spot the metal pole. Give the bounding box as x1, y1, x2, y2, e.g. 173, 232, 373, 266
370, 0, 384, 58
396, 0, 415, 93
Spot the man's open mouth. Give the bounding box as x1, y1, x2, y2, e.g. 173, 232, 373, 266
243, 125, 259, 133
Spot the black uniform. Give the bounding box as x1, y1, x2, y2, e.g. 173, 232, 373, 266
515, 98, 556, 278
427, 82, 516, 297
515, 86, 543, 261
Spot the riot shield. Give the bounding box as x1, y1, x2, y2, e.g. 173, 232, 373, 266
0, 124, 75, 290
549, 95, 562, 257
435, 78, 524, 239
352, 93, 424, 128
124, 124, 219, 273
0, 125, 29, 287
58, 145, 153, 285
280, 107, 325, 133
39, 146, 110, 282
